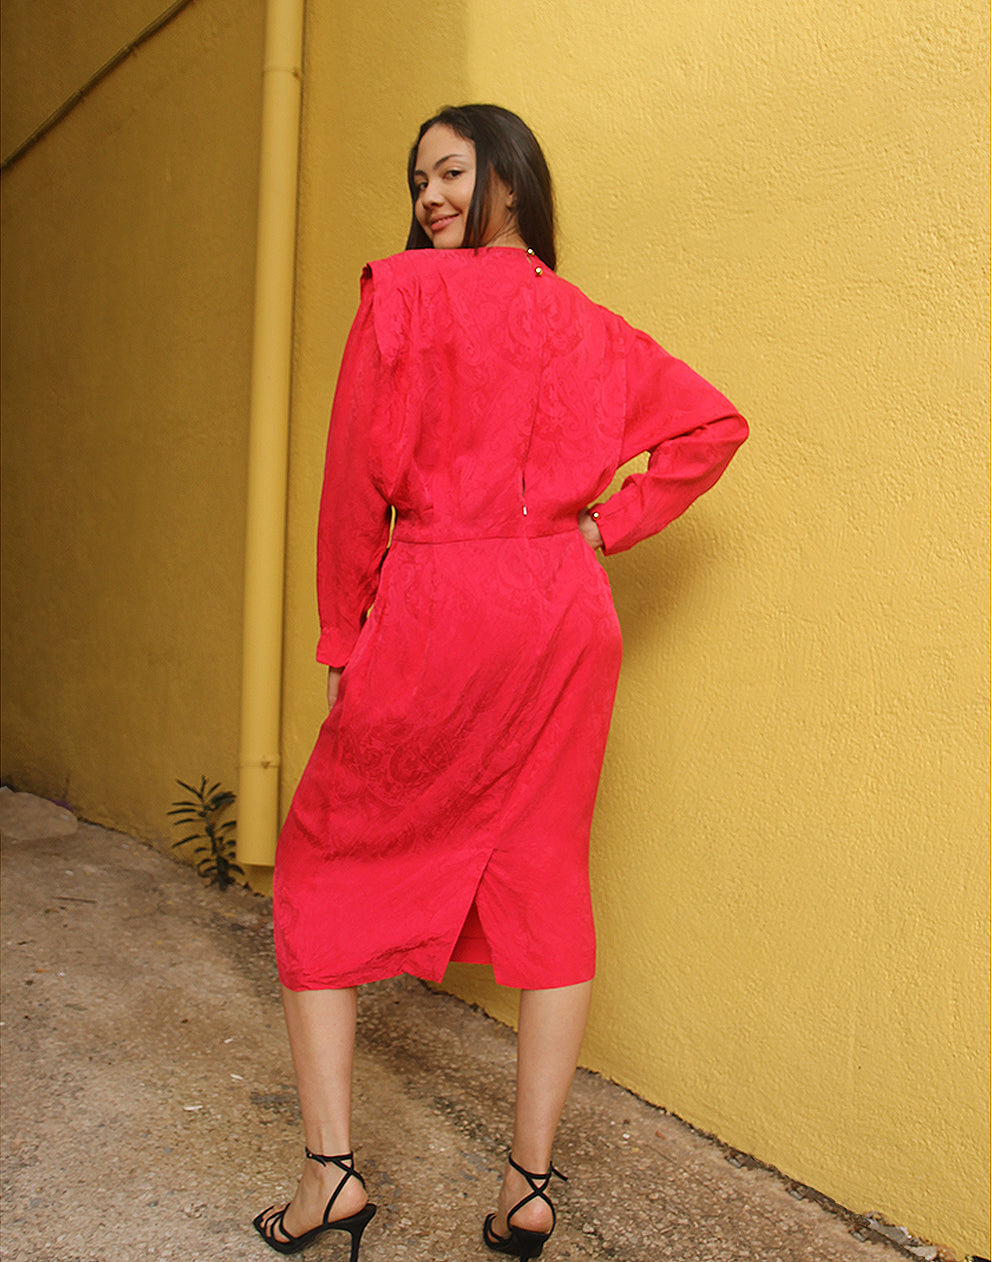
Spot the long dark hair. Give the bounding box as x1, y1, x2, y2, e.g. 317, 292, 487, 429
405, 104, 557, 271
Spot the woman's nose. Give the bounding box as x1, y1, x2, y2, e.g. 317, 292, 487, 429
420, 180, 443, 207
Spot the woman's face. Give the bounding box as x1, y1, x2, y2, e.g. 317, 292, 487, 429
412, 123, 519, 249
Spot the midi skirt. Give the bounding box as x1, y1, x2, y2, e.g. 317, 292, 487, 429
273, 526, 622, 991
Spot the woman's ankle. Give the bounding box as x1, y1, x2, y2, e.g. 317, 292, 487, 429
495, 1162, 554, 1235
280, 1152, 368, 1234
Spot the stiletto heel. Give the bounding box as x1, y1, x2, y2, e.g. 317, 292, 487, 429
483, 1153, 567, 1259
253, 1148, 377, 1257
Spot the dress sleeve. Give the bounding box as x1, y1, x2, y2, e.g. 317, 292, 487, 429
590, 324, 748, 555
315, 269, 393, 667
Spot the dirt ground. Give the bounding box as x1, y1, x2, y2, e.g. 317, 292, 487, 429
1, 789, 915, 1261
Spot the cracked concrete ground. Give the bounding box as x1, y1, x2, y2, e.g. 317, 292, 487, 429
1, 790, 912, 1261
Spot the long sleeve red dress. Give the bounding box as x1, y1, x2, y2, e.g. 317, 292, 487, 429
274, 246, 747, 992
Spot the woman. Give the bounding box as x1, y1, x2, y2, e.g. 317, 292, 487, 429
254, 105, 747, 1260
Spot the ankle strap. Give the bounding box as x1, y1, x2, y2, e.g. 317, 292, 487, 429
305, 1148, 367, 1192
508, 1153, 568, 1185
306, 1147, 354, 1165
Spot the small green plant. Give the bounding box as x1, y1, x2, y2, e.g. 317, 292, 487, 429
168, 777, 243, 890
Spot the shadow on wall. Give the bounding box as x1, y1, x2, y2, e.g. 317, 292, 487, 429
606, 517, 745, 658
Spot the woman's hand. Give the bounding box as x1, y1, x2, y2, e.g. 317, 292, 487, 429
327, 666, 344, 711
578, 510, 605, 551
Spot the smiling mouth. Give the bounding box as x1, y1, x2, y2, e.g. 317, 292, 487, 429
430, 215, 458, 232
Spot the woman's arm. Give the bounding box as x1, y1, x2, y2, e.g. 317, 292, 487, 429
590, 326, 747, 555
315, 272, 392, 668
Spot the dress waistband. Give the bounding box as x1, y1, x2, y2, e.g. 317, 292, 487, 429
391, 516, 581, 545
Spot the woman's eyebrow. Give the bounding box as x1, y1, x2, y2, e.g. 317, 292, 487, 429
412, 153, 468, 178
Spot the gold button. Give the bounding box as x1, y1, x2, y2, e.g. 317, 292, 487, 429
535, 267, 543, 275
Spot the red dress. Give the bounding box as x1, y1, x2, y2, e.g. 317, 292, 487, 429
274, 247, 747, 991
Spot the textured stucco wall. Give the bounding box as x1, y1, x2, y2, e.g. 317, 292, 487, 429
286, 1, 989, 1255
0, 0, 263, 839
0, 0, 174, 153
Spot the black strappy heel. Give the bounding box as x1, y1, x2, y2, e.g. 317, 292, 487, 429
483, 1153, 567, 1260
253, 1148, 377, 1258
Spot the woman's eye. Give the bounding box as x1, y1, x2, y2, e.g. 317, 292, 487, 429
443, 168, 464, 180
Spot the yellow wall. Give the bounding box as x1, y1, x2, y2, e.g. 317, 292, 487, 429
1, 0, 263, 837
286, 2, 989, 1256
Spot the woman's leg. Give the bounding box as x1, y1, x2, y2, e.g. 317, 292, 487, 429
257, 986, 368, 1238
490, 980, 594, 1236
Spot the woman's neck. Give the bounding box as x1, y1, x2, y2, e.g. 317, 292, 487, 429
480, 222, 528, 250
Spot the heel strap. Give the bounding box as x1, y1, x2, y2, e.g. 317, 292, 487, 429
304, 1148, 366, 1223
506, 1153, 567, 1230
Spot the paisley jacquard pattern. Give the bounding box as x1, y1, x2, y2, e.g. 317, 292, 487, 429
274, 248, 747, 991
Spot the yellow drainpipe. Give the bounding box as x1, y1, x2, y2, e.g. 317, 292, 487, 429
237, 0, 305, 881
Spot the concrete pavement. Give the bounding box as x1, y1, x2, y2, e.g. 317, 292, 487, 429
1, 790, 931, 1261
